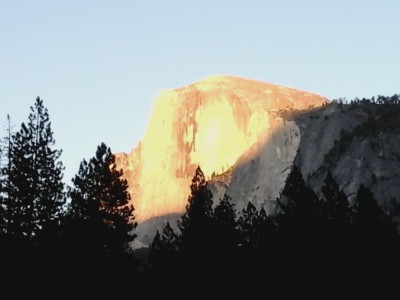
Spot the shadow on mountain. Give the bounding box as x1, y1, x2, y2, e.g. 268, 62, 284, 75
142, 100, 400, 295
133, 213, 183, 247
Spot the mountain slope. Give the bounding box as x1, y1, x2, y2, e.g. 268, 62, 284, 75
116, 75, 328, 246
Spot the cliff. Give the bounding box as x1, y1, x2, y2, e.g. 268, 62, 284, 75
115, 75, 328, 246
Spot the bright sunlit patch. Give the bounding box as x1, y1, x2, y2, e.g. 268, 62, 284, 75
116, 76, 327, 223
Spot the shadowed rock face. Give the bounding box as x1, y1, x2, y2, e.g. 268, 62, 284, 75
115, 75, 327, 247
294, 102, 400, 211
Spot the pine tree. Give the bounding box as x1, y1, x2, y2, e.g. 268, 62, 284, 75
2, 115, 14, 232
322, 172, 350, 222
213, 194, 240, 284
2, 99, 65, 243
68, 142, 136, 255
237, 201, 275, 283
149, 222, 179, 270
255, 206, 276, 260
1, 115, 19, 238
177, 166, 214, 268
276, 166, 324, 228
238, 201, 259, 249
275, 165, 326, 273
351, 185, 398, 256
0, 115, 17, 250
214, 194, 239, 252
0, 136, 5, 236
321, 172, 351, 265
349, 185, 400, 284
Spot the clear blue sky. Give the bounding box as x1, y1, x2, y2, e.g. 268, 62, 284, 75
1, 0, 399, 183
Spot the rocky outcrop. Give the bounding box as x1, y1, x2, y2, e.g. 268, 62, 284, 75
116, 75, 327, 247
117, 76, 400, 247
294, 102, 400, 212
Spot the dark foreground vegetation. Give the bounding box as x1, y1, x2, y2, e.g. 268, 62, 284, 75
1, 96, 399, 296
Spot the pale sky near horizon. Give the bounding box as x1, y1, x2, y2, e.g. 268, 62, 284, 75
1, 0, 399, 183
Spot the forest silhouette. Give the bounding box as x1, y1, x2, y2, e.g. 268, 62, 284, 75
0, 96, 399, 296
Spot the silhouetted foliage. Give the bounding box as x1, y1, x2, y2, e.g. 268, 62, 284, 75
149, 222, 179, 268
275, 165, 327, 271
214, 194, 239, 252
237, 201, 276, 283
348, 93, 400, 105
351, 185, 399, 258
0, 116, 13, 236
67, 143, 136, 256
147, 166, 216, 291
0, 99, 71, 295
322, 173, 350, 219
3, 95, 399, 295
146, 158, 400, 292
253, 206, 276, 267
177, 166, 215, 265
212, 194, 240, 284
1, 98, 65, 248
318, 172, 352, 269
238, 201, 259, 249
50, 142, 141, 294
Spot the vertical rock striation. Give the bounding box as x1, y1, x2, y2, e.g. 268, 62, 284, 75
116, 75, 327, 246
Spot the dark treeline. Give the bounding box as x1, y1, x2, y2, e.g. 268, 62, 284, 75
333, 93, 400, 105
0, 98, 138, 296
147, 167, 400, 295
1, 96, 400, 296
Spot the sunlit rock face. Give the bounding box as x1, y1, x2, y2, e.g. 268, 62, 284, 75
116, 75, 327, 246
